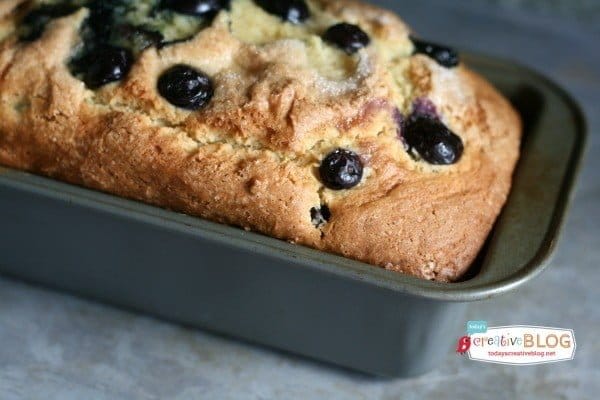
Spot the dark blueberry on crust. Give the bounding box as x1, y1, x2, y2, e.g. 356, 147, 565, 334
319, 149, 364, 190
404, 116, 464, 165
410, 37, 459, 68
158, 65, 214, 110
160, 0, 231, 17
19, 4, 82, 41
83, 45, 134, 89
254, 0, 310, 24
323, 23, 371, 55
310, 205, 331, 228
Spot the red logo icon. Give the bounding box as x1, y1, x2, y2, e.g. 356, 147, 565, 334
456, 336, 471, 354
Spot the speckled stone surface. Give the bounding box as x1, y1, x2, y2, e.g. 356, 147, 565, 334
1, 1, 599, 399
486, 0, 600, 28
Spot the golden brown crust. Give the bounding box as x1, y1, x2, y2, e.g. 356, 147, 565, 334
0, 0, 521, 281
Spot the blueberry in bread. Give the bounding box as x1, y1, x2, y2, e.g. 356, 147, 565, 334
404, 115, 464, 165
0, 0, 521, 281
157, 64, 214, 110
319, 148, 364, 190
323, 22, 370, 55
159, 0, 231, 18
254, 0, 310, 24
411, 36, 460, 68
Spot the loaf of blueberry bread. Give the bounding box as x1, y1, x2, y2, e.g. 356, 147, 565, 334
0, 0, 521, 281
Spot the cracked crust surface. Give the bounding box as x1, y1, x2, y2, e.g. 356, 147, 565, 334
0, 0, 521, 281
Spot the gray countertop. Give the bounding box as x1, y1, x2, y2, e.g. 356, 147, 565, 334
1, 1, 599, 399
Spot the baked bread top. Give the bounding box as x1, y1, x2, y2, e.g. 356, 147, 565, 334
0, 0, 521, 281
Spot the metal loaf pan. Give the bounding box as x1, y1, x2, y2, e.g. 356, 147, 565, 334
0, 54, 586, 377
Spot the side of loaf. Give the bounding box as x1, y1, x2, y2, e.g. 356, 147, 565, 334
0, 0, 521, 281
